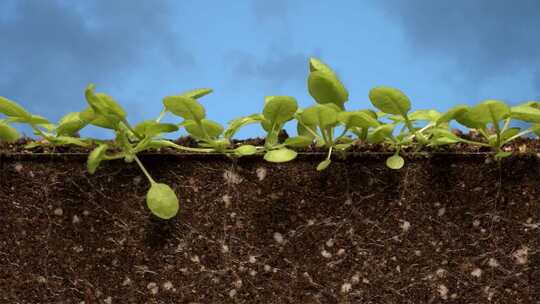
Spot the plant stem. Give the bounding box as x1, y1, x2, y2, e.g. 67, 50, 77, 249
133, 154, 155, 184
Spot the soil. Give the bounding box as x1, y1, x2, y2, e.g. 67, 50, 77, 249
0, 138, 539, 303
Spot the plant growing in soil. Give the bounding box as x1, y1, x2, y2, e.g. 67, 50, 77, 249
1, 57, 540, 219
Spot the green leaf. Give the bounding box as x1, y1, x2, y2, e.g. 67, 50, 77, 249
183, 119, 223, 139
262, 96, 298, 125
309, 57, 337, 75
409, 109, 441, 122
464, 99, 510, 127
79, 107, 117, 129
533, 124, 540, 137
50, 136, 89, 147
386, 154, 405, 169
163, 96, 205, 121
501, 127, 521, 142
146, 183, 179, 220
0, 122, 19, 142
134, 120, 179, 138
56, 112, 87, 136
85, 84, 127, 120
316, 159, 331, 171
367, 124, 395, 143
180, 88, 213, 99
263, 148, 297, 163
87, 144, 108, 174
284, 136, 313, 148
369, 87, 411, 116
224, 114, 264, 139
0, 96, 31, 119
494, 151, 512, 160
430, 128, 463, 145
301, 104, 339, 129
308, 71, 348, 109
436, 105, 469, 125
234, 144, 257, 156
510, 105, 540, 123
338, 111, 380, 129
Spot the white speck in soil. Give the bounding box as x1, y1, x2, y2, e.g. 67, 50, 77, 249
248, 255, 256, 263
103, 296, 112, 304
437, 207, 446, 217
512, 246, 529, 265
321, 249, 332, 259
223, 170, 243, 184
53, 208, 63, 216
256, 167, 267, 181
229, 289, 237, 298
337, 248, 346, 256
325, 239, 334, 247
14, 163, 23, 172
162, 281, 174, 291
340, 283, 352, 294
222, 194, 232, 208
249, 269, 257, 276
471, 268, 482, 278
72, 215, 81, 224
264, 265, 271, 272
438, 284, 449, 300
400, 220, 411, 232
351, 274, 360, 284
473, 219, 481, 227
488, 258, 500, 268
273, 232, 284, 244
122, 277, 132, 286
147, 282, 159, 295
233, 279, 243, 289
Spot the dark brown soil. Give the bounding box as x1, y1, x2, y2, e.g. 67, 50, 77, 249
0, 146, 539, 303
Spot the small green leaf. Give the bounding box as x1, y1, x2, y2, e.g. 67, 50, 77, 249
263, 148, 297, 163
316, 159, 331, 171
309, 57, 337, 75
0, 122, 19, 142
180, 88, 213, 99
87, 144, 108, 174
308, 71, 348, 108
367, 124, 395, 143
409, 109, 441, 122
494, 151, 512, 160
146, 183, 179, 220
501, 127, 520, 142
338, 111, 380, 129
284, 136, 313, 148
301, 104, 339, 129
56, 112, 87, 136
234, 144, 257, 156
183, 119, 223, 139
85, 84, 127, 120
80, 107, 117, 129
134, 120, 179, 137
369, 87, 411, 116
436, 105, 469, 125
51, 136, 89, 147
533, 124, 540, 137
224, 114, 264, 139
510, 105, 540, 123
0, 96, 31, 119
163, 96, 205, 121
262, 96, 298, 125
386, 154, 404, 169
464, 99, 510, 127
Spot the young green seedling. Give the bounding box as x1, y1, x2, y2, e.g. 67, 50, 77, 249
162, 89, 258, 157
83, 84, 179, 219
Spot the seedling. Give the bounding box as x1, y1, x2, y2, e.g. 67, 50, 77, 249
1, 57, 539, 219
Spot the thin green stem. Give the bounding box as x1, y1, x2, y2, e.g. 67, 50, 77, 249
133, 154, 155, 184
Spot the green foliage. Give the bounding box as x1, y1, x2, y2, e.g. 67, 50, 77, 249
1, 56, 539, 219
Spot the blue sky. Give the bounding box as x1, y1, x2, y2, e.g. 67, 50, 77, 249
1, 0, 539, 138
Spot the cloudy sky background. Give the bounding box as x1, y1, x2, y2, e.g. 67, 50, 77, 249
1, 0, 539, 138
